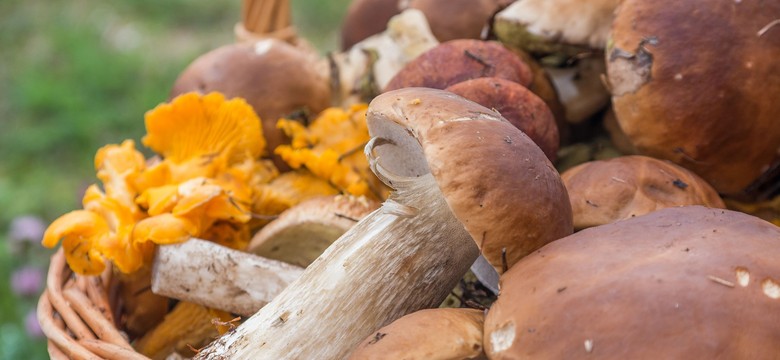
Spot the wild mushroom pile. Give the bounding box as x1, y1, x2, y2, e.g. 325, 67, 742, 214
39, 0, 780, 358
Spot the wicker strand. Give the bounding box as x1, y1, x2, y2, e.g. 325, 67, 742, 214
79, 339, 151, 360
38, 290, 100, 360
63, 287, 133, 350
45, 249, 97, 341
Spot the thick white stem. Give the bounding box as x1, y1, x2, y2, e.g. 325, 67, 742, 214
195, 175, 479, 359
151, 239, 304, 316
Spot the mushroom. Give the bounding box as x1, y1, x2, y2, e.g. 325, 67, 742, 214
493, 0, 619, 57
340, 0, 510, 51
484, 206, 780, 358
248, 195, 380, 267
194, 88, 572, 359
151, 239, 304, 316
384, 39, 533, 92
170, 39, 331, 163
329, 8, 440, 105
403, 0, 510, 43
562, 155, 725, 230
493, 0, 619, 124
445, 77, 559, 161
349, 308, 486, 360
605, 0, 780, 197
340, 0, 402, 50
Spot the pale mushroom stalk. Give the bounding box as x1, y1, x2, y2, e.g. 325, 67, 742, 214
196, 88, 572, 359
196, 164, 478, 360
151, 239, 304, 316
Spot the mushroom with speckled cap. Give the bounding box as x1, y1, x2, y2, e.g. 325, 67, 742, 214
484, 206, 780, 358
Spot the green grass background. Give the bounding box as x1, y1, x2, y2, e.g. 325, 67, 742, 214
0, 0, 350, 357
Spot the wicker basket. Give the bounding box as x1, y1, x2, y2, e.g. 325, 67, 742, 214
37, 1, 299, 358
38, 248, 148, 360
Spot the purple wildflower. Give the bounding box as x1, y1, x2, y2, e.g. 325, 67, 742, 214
10, 266, 44, 297
25, 310, 44, 338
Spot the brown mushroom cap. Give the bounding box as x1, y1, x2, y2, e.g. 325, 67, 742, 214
406, 0, 506, 43
340, 0, 509, 51
606, 0, 780, 196
340, 0, 402, 50
367, 88, 572, 272
384, 40, 533, 92
445, 77, 559, 161
248, 195, 379, 267
484, 206, 780, 358
562, 155, 725, 230
170, 39, 331, 161
349, 308, 486, 360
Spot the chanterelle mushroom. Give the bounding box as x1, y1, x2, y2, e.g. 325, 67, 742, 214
195, 88, 572, 359
484, 206, 780, 358
170, 39, 330, 162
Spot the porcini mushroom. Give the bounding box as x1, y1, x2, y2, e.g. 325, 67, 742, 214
493, 0, 620, 124
384, 39, 533, 92
605, 0, 780, 196
562, 156, 725, 230
195, 88, 572, 359
484, 206, 780, 358
340, 0, 509, 51
170, 39, 331, 161
445, 77, 559, 161
249, 195, 379, 267
404, 0, 509, 43
349, 308, 486, 360
340, 0, 402, 50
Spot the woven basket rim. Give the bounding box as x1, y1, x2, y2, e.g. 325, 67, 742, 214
38, 248, 151, 360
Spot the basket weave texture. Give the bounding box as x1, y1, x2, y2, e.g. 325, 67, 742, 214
38, 248, 150, 360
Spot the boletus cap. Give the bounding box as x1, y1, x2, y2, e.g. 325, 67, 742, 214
367, 88, 572, 273
485, 206, 780, 358
562, 155, 725, 230
445, 77, 559, 161
349, 308, 486, 360
170, 39, 331, 160
384, 39, 533, 92
606, 0, 780, 196
404, 0, 507, 43
340, 0, 402, 50
248, 195, 379, 267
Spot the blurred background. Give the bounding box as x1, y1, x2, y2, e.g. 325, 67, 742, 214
0, 0, 350, 357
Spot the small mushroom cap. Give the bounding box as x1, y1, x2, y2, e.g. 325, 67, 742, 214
562, 155, 725, 230
367, 88, 572, 273
484, 206, 780, 358
406, 0, 506, 43
606, 0, 780, 195
384, 40, 533, 92
170, 40, 331, 159
248, 195, 379, 267
349, 308, 486, 360
445, 77, 559, 161
340, 0, 402, 50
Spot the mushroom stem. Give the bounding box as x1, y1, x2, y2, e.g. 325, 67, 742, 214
195, 173, 479, 359
151, 239, 304, 316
